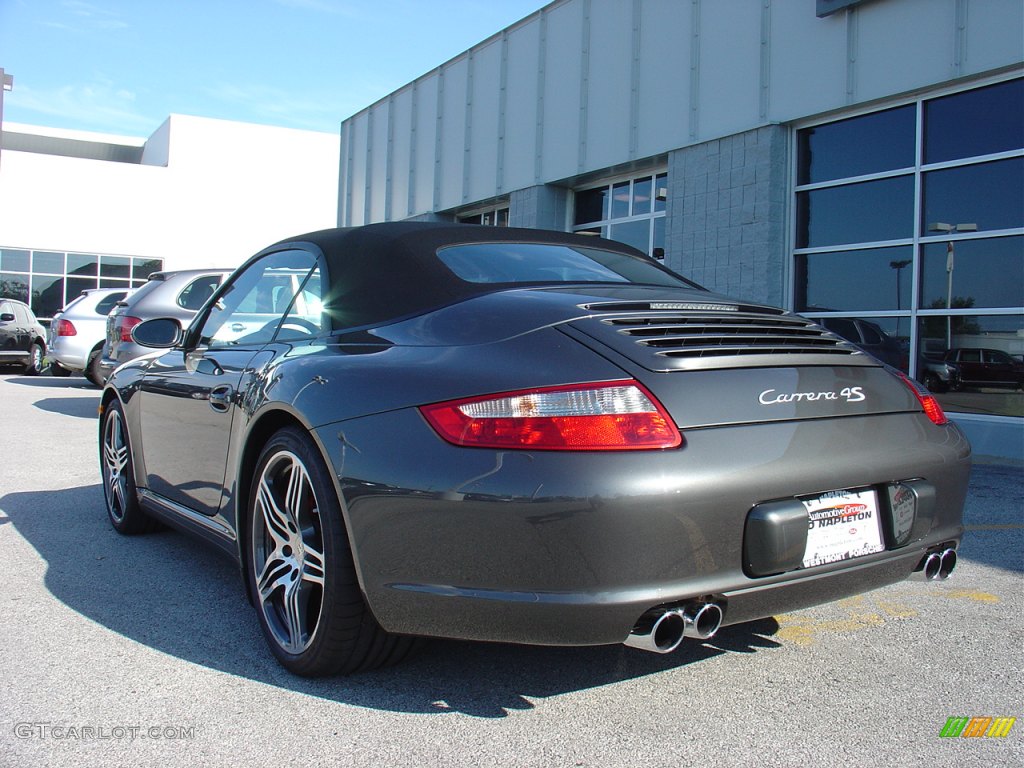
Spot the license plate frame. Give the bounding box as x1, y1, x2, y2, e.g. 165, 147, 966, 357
801, 487, 885, 569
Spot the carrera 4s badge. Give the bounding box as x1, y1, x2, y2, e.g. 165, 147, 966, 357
758, 386, 866, 405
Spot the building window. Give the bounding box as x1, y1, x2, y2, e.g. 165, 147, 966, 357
793, 77, 1024, 418
0, 248, 163, 321
458, 204, 510, 227
572, 172, 668, 260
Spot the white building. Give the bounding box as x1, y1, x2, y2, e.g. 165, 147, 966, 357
0, 114, 339, 319
338, 0, 1024, 458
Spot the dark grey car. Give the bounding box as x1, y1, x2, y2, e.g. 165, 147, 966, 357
99, 223, 970, 677
99, 268, 231, 382
0, 298, 47, 374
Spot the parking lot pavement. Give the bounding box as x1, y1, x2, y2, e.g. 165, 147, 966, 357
0, 372, 1021, 768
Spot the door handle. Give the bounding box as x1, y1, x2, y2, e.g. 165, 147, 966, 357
209, 385, 234, 413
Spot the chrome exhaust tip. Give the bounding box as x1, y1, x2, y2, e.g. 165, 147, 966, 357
911, 551, 943, 581
681, 602, 723, 640
937, 548, 957, 580
624, 609, 686, 654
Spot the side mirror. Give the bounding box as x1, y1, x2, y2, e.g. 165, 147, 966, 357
131, 317, 184, 348
0, 312, 14, 322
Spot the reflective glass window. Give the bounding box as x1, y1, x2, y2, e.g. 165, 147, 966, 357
797, 105, 915, 185
0, 249, 30, 272
31, 275, 64, 318
632, 177, 652, 216
917, 314, 1024, 417
920, 236, 1023, 310
574, 187, 608, 225
796, 175, 914, 248
32, 251, 64, 275
796, 246, 913, 312
818, 315, 910, 372
609, 219, 650, 254
653, 217, 666, 261
610, 181, 631, 219
67, 253, 98, 276
100, 255, 131, 279
132, 258, 163, 279
66, 277, 96, 301
922, 157, 1024, 234
925, 79, 1024, 164
0, 273, 30, 302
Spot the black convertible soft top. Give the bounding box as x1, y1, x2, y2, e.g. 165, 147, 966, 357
273, 222, 666, 331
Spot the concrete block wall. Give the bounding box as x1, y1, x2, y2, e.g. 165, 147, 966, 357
509, 184, 569, 231
664, 125, 788, 307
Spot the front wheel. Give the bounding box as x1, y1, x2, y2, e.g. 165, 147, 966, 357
246, 427, 418, 676
100, 400, 156, 534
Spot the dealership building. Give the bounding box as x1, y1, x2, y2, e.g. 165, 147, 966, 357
338, 0, 1023, 457
0, 114, 339, 319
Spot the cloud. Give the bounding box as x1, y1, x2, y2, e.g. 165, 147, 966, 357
55, 1, 129, 31
5, 80, 156, 134
202, 82, 347, 132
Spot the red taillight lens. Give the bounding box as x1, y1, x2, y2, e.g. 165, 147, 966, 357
420, 380, 683, 451
897, 373, 949, 425
118, 316, 142, 342
54, 319, 77, 336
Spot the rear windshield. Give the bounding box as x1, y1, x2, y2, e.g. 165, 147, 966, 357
436, 243, 697, 289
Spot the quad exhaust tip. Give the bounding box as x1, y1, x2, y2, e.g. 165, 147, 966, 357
624, 602, 724, 654
911, 547, 957, 581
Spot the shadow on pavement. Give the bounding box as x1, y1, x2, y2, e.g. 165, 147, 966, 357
1, 484, 782, 718
33, 395, 102, 420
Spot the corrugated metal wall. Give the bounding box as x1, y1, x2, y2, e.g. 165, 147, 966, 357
339, 0, 1024, 226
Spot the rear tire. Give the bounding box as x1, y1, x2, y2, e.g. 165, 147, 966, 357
246, 426, 417, 676
85, 348, 105, 387
49, 361, 73, 377
24, 343, 43, 375
100, 399, 157, 534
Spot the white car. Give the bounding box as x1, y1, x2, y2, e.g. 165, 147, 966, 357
48, 288, 134, 385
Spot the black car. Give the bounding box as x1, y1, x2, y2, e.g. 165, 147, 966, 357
944, 347, 1024, 390
0, 298, 47, 374
100, 223, 970, 676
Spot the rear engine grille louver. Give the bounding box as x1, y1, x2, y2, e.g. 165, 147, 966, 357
607, 313, 859, 360
567, 305, 867, 372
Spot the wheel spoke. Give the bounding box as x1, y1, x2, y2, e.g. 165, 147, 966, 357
282, 579, 307, 652
301, 543, 325, 587
255, 553, 292, 602
257, 477, 292, 547
285, 459, 308, 523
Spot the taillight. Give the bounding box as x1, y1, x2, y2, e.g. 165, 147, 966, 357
897, 372, 948, 425
420, 380, 683, 451
54, 319, 77, 336
118, 316, 142, 342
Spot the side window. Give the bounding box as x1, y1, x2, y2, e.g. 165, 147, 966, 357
984, 350, 1010, 364
960, 349, 981, 363
13, 304, 30, 324
276, 267, 323, 342
198, 250, 316, 349
95, 292, 128, 315
177, 275, 223, 311
859, 324, 884, 345
0, 302, 13, 318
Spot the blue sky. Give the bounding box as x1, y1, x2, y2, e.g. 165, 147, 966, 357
0, 0, 546, 136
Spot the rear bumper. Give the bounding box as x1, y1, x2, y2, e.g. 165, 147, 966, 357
318, 410, 971, 646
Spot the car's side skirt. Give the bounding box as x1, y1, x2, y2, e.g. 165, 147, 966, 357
138, 488, 238, 560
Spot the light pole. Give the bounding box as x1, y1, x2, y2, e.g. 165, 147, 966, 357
889, 259, 911, 310
928, 222, 978, 349
0, 68, 12, 170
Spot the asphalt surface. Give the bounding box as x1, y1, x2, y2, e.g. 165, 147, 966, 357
0, 371, 1021, 767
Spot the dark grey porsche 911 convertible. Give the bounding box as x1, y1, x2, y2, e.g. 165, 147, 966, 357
99, 222, 970, 676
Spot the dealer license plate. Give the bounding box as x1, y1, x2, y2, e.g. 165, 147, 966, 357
802, 488, 885, 569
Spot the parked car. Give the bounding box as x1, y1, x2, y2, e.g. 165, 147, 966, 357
98, 268, 231, 383
943, 347, 1024, 391
0, 298, 47, 374
918, 354, 955, 393
48, 288, 134, 385
99, 223, 970, 677
818, 317, 907, 370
